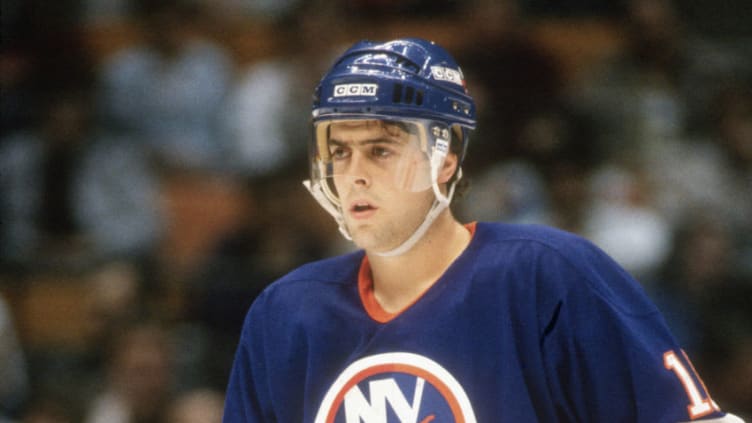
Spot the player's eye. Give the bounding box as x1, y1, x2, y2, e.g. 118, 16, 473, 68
370, 146, 394, 159
330, 146, 351, 160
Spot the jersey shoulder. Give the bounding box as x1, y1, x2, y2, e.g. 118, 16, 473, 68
473, 222, 658, 317
269, 249, 364, 291
475, 221, 590, 250
473, 221, 606, 270
251, 250, 364, 311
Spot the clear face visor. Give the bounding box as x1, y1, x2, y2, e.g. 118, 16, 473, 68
309, 118, 453, 206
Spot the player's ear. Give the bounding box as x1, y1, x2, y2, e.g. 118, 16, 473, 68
437, 152, 459, 184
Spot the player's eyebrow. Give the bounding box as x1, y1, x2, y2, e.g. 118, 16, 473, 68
328, 136, 405, 147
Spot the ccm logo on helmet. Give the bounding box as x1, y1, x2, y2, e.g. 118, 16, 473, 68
333, 83, 379, 97
430, 66, 464, 87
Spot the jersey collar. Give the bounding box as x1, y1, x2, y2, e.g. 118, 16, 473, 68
358, 222, 477, 323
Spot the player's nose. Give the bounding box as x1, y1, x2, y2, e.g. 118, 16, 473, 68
345, 151, 371, 188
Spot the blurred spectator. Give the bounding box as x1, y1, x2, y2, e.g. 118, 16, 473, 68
644, 82, 751, 273
20, 395, 77, 423
82, 0, 131, 24
1, 0, 94, 138
96, 0, 233, 170
677, 0, 752, 37
651, 215, 749, 357
712, 84, 752, 277
0, 48, 35, 139
570, 0, 746, 161
457, 160, 550, 225
84, 322, 174, 423
181, 167, 334, 389
458, 0, 564, 174
217, 37, 303, 176
218, 2, 345, 177
583, 164, 672, 281
457, 105, 600, 237
563, 0, 750, 279
166, 388, 224, 423
13, 262, 158, 422
515, 109, 600, 237
0, 89, 163, 268
571, 0, 685, 160
454, 0, 599, 239
80, 260, 149, 369
543, 160, 592, 235
0, 293, 29, 419
218, 0, 303, 21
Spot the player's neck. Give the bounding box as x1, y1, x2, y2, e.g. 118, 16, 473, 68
366, 211, 471, 314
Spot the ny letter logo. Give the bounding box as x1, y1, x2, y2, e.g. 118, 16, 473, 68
344, 377, 426, 423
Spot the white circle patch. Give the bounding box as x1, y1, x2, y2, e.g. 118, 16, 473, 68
314, 352, 477, 423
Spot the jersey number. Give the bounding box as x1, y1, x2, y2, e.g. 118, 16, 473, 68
663, 350, 719, 419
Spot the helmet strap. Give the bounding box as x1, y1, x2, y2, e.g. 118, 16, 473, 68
303, 179, 352, 241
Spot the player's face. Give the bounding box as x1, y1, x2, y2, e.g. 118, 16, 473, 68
328, 120, 436, 252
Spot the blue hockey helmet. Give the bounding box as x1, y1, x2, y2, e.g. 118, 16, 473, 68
311, 37, 476, 160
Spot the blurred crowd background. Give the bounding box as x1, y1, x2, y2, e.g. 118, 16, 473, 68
1, 0, 750, 421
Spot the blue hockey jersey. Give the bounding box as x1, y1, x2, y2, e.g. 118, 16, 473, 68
223, 222, 739, 422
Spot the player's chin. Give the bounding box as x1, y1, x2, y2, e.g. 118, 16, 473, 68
352, 228, 406, 254
348, 226, 382, 250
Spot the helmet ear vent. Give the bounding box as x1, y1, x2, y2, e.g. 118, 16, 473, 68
393, 84, 403, 103
391, 83, 424, 106
404, 86, 414, 103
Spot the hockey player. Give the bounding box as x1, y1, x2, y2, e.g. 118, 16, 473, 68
223, 38, 744, 422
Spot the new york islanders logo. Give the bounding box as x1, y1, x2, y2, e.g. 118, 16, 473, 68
314, 352, 476, 423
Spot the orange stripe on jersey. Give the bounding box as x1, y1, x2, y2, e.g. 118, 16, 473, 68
358, 256, 395, 323
358, 222, 477, 323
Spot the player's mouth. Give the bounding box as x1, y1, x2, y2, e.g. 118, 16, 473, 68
349, 200, 377, 219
